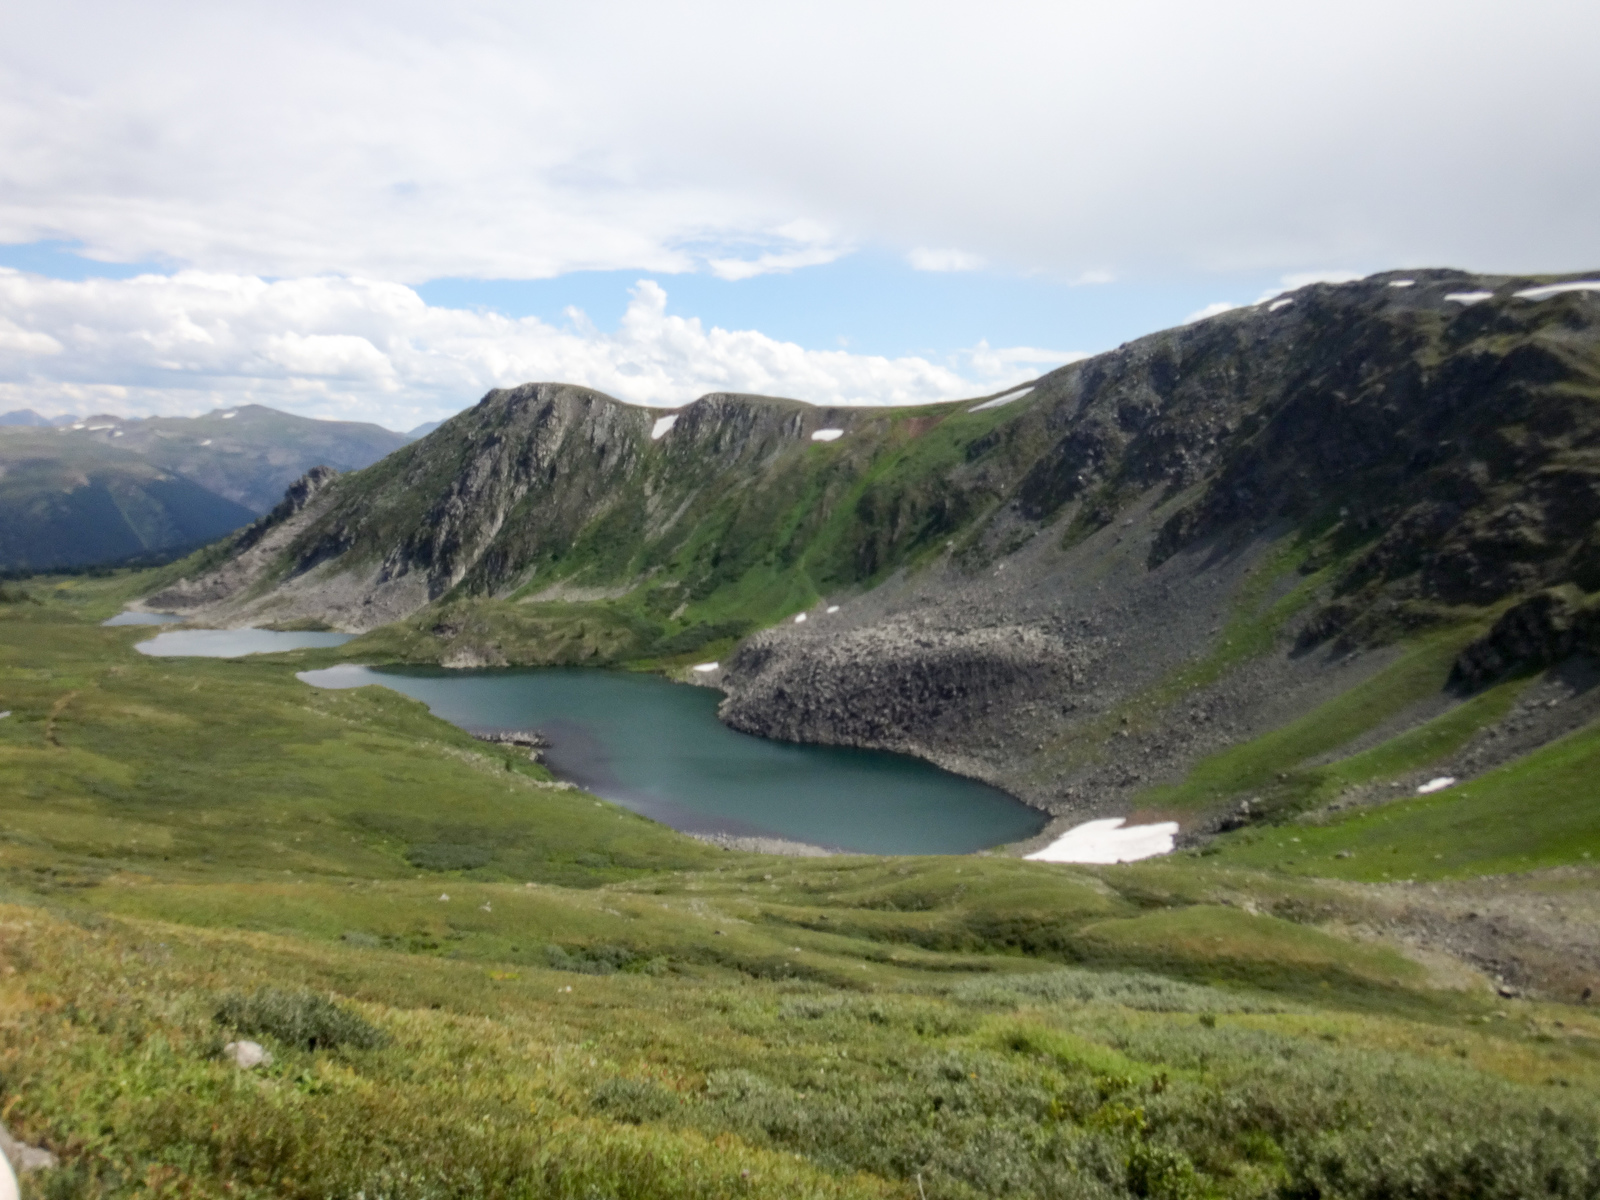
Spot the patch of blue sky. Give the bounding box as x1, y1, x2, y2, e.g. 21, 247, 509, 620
415, 252, 1297, 361
2, 238, 1306, 363
0, 240, 171, 281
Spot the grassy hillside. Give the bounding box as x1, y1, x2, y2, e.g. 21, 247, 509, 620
4, 576, 1600, 1198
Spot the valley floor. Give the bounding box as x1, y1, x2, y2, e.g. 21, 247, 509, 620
2, 573, 1599, 1199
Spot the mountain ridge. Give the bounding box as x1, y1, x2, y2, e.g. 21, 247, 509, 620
144, 266, 1600, 840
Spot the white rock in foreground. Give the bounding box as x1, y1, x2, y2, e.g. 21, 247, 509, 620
223, 1040, 272, 1069
1417, 776, 1456, 794
1026, 817, 1178, 864
811, 428, 844, 442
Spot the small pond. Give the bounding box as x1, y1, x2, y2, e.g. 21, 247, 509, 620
104, 610, 184, 626
297, 664, 1045, 855
135, 628, 355, 657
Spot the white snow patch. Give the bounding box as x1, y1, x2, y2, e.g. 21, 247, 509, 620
826, 605, 840, 614
1513, 281, 1600, 301
0, 711, 10, 720
199, 438, 212, 446
1416, 776, 1456, 794
794, 612, 808, 623
1388, 279, 1416, 288
1445, 291, 1494, 304
651, 414, 679, 440
1025, 818, 1179, 864
968, 386, 1034, 413
86, 424, 113, 431
692, 661, 719, 672
1267, 298, 1294, 312
220, 411, 237, 419
112, 429, 123, 436
811, 428, 844, 442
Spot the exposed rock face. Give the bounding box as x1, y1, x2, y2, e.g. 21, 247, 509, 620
1451, 587, 1600, 688
145, 466, 345, 618
724, 620, 1080, 754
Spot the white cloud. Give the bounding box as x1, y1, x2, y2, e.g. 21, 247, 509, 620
907, 247, 987, 273
965, 340, 1087, 377
706, 245, 848, 281
0, 269, 1057, 428
5, 4, 1594, 284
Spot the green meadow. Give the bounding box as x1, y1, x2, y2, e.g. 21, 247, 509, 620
3, 574, 1600, 1199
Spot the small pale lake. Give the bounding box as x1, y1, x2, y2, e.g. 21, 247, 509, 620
133, 627, 355, 656
299, 664, 1046, 855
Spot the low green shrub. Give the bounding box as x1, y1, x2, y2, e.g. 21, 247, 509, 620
590, 1077, 681, 1124
405, 842, 493, 871
949, 967, 1279, 1014
544, 943, 664, 975
214, 987, 388, 1051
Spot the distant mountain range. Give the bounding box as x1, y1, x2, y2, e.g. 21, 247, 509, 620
0, 409, 76, 427
0, 405, 410, 571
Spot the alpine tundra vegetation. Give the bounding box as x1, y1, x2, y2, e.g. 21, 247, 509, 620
3, 269, 1600, 1199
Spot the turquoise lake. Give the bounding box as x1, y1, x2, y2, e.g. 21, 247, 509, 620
298, 663, 1045, 855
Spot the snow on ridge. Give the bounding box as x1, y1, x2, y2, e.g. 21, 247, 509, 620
969, 386, 1034, 413
1388, 280, 1416, 288
651, 414, 679, 440
1025, 817, 1179, 864
1267, 298, 1295, 312
1513, 281, 1600, 301
1444, 291, 1494, 304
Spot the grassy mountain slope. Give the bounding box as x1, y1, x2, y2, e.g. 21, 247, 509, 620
0, 436, 256, 571
4, 580, 1600, 1198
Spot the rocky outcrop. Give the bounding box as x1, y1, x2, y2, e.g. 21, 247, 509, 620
1451, 586, 1600, 689
144, 466, 345, 620
723, 620, 1083, 754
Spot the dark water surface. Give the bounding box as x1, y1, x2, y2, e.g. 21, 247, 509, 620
297, 664, 1045, 854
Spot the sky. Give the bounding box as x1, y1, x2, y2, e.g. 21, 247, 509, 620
1, 1, 1597, 432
